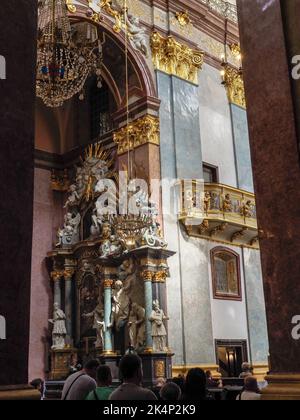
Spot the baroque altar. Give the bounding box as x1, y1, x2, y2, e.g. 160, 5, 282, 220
47, 143, 174, 385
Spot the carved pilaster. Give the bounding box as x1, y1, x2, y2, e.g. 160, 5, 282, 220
222, 64, 246, 108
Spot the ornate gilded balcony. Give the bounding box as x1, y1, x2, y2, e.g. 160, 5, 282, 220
178, 182, 259, 249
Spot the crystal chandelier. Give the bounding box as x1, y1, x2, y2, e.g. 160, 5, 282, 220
36, 0, 103, 107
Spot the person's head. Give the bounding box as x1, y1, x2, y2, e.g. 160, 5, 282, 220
171, 377, 185, 394
96, 365, 112, 387
185, 368, 207, 400
205, 370, 212, 379
241, 362, 251, 372
119, 354, 143, 385
160, 382, 181, 401
244, 376, 260, 394
84, 359, 100, 380
30, 378, 44, 393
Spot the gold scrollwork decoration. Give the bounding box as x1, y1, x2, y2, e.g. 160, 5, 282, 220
151, 32, 204, 85
66, 0, 77, 13
175, 11, 191, 27
113, 115, 160, 155
141, 271, 153, 282
100, 0, 123, 33
153, 271, 168, 283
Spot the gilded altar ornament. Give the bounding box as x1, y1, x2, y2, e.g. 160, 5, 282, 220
51, 270, 63, 281
141, 271, 153, 282
150, 32, 204, 85
63, 267, 76, 279
104, 279, 114, 288
230, 43, 242, 61
153, 271, 168, 284
221, 64, 246, 108
175, 11, 190, 27
66, 0, 76, 13
51, 169, 70, 192
113, 115, 160, 155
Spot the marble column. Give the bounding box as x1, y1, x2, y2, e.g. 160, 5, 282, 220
64, 267, 75, 345
237, 0, 300, 399
142, 271, 154, 352
52, 272, 62, 309
0, 0, 38, 388
103, 280, 114, 354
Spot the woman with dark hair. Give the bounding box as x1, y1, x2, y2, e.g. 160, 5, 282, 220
182, 368, 208, 401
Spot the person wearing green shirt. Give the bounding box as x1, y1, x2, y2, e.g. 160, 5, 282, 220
86, 365, 115, 401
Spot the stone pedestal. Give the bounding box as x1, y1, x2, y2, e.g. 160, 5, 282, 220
237, 0, 300, 399
140, 353, 173, 388
50, 348, 78, 380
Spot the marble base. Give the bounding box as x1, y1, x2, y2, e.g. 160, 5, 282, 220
50, 348, 78, 380
261, 374, 300, 400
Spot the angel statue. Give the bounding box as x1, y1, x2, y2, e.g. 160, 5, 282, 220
126, 14, 149, 57
49, 303, 67, 350
83, 303, 106, 349
56, 212, 81, 247
149, 300, 169, 353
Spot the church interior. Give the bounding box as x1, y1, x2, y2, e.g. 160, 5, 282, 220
0, 0, 300, 401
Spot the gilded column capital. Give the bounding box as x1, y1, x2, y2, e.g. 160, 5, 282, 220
51, 270, 63, 282
222, 64, 246, 108
141, 270, 154, 282
113, 115, 160, 156
150, 32, 204, 85
104, 279, 114, 289
63, 267, 75, 280
153, 271, 168, 283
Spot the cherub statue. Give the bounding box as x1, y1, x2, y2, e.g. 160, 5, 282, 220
49, 303, 67, 350
222, 193, 232, 212
149, 300, 169, 353
64, 184, 80, 209
126, 14, 149, 57
241, 200, 253, 218
142, 221, 167, 248
204, 191, 211, 214
83, 303, 106, 349
56, 212, 81, 247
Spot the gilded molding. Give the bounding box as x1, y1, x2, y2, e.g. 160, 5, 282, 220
222, 65, 246, 109
113, 115, 160, 155
150, 32, 204, 85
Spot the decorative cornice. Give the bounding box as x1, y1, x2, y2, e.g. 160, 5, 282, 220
222, 65, 246, 109
150, 32, 204, 84
113, 115, 160, 155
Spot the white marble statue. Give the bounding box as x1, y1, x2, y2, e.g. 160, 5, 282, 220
56, 212, 81, 247
126, 14, 149, 57
142, 221, 167, 248
128, 302, 146, 350
83, 304, 106, 349
63, 184, 80, 209
149, 300, 169, 353
49, 303, 67, 350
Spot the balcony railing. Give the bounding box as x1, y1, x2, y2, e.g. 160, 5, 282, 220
178, 182, 259, 248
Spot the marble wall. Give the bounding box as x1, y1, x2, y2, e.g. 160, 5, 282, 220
158, 63, 268, 368
243, 248, 269, 363
29, 168, 64, 380
230, 104, 254, 192
199, 64, 238, 187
